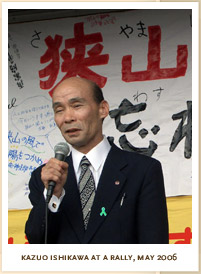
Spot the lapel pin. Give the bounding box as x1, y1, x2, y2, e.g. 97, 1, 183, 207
115, 180, 120, 185
100, 207, 107, 216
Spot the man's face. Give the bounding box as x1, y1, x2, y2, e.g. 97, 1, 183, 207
52, 78, 109, 154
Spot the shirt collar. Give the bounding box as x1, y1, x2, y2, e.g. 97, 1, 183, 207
72, 136, 111, 173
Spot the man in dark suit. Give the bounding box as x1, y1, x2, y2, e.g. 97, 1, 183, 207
25, 77, 169, 244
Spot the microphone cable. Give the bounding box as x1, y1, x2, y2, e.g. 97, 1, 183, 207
45, 200, 49, 244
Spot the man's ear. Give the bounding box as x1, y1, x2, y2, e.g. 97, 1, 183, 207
99, 100, 109, 119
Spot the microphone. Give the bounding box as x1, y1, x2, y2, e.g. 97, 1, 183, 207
46, 142, 70, 203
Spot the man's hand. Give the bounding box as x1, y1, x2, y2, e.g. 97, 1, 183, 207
41, 158, 68, 198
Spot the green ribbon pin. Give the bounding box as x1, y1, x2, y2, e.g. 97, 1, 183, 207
100, 207, 107, 216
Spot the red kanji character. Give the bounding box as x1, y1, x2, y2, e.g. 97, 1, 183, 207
39, 35, 63, 89
8, 237, 14, 244
24, 235, 29, 244
122, 25, 188, 82
48, 22, 109, 97
169, 227, 192, 244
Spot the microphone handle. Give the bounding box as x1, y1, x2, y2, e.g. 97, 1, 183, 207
46, 181, 56, 203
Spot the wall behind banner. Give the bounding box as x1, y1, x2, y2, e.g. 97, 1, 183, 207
8, 9, 192, 240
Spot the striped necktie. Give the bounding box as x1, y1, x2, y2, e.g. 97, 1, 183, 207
78, 156, 96, 229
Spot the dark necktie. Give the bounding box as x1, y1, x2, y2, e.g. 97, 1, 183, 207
78, 156, 96, 229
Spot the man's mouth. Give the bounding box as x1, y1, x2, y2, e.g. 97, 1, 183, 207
65, 128, 81, 134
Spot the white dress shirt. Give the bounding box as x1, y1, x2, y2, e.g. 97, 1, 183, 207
45, 136, 111, 212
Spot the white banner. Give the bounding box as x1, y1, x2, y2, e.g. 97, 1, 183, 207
8, 8, 192, 209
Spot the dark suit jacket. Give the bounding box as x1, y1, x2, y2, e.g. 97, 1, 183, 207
25, 143, 169, 244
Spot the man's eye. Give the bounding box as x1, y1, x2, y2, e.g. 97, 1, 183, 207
74, 104, 82, 108
55, 109, 63, 113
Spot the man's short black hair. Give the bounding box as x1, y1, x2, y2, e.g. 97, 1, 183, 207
91, 82, 104, 104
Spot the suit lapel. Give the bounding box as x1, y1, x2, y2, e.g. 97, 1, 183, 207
83, 144, 128, 243
62, 155, 85, 242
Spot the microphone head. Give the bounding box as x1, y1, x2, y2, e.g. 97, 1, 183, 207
54, 142, 70, 157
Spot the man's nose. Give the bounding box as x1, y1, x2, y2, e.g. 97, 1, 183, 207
64, 108, 75, 123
